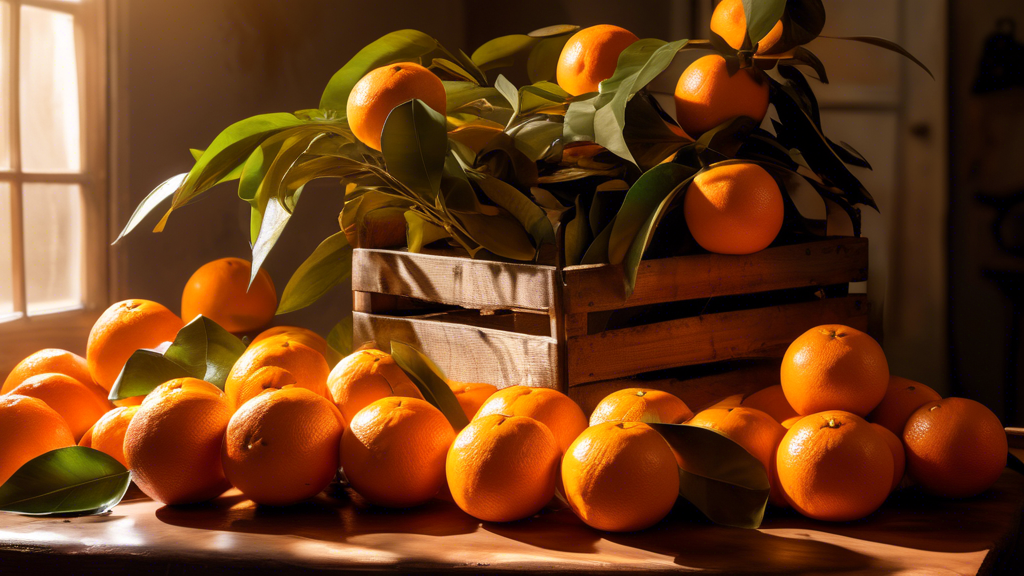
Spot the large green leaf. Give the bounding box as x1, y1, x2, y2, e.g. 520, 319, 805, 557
162, 315, 247, 389
474, 174, 554, 247
450, 208, 537, 261
327, 316, 353, 361
0, 447, 130, 516
381, 99, 448, 200
405, 210, 450, 252
508, 117, 563, 161
742, 0, 787, 47
114, 172, 186, 243
108, 349, 192, 401
251, 192, 301, 284
607, 163, 694, 265
472, 34, 537, 71
390, 341, 469, 430
494, 74, 520, 128
581, 214, 616, 265
527, 36, 572, 83
621, 93, 691, 170
564, 194, 592, 266
277, 232, 353, 315
773, 0, 826, 53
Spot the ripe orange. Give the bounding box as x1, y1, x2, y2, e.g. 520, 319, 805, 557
710, 0, 784, 54
251, 326, 340, 366
225, 338, 331, 410
8, 373, 112, 441
556, 24, 639, 96
684, 163, 784, 255
869, 376, 942, 436
474, 386, 587, 454
448, 380, 497, 421
674, 54, 769, 136
776, 411, 893, 521
0, 395, 76, 485
222, 386, 346, 506
446, 413, 561, 522
181, 257, 276, 334
781, 324, 890, 417
781, 415, 801, 429
341, 396, 455, 507
327, 348, 423, 423
2, 349, 104, 400
79, 424, 95, 448
347, 62, 446, 151
871, 422, 905, 493
903, 398, 1007, 498
588, 388, 693, 426
87, 299, 185, 391
89, 406, 140, 468
562, 421, 679, 531
124, 378, 233, 505
741, 385, 799, 424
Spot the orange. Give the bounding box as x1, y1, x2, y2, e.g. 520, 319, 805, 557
871, 422, 905, 493
475, 386, 587, 454
869, 376, 942, 437
225, 337, 331, 410
124, 378, 232, 505
446, 413, 560, 522
341, 396, 455, 508
776, 411, 893, 521
556, 24, 639, 96
707, 393, 745, 410
89, 406, 140, 468
327, 348, 423, 423
741, 385, 799, 424
684, 163, 784, 255
781, 324, 889, 417
181, 257, 277, 334
251, 325, 341, 366
0, 395, 76, 485
588, 388, 693, 426
448, 380, 497, 421
8, 373, 113, 441
903, 397, 1007, 498
223, 386, 346, 506
346, 62, 446, 151
710, 0, 784, 54
674, 54, 769, 136
562, 421, 679, 532
781, 415, 801, 429
87, 299, 185, 391
2, 349, 104, 400
79, 424, 94, 448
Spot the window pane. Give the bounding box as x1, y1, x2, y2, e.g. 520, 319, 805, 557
0, 2, 10, 170
19, 5, 81, 173
24, 183, 81, 314
0, 182, 13, 316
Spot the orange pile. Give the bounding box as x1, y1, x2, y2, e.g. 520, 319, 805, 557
347, 62, 446, 151
556, 24, 639, 96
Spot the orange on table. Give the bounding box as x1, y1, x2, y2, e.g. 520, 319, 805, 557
871, 422, 906, 493
181, 257, 277, 334
341, 396, 454, 508
674, 54, 769, 136
327, 348, 423, 423
2, 349, 104, 400
555, 24, 639, 96
347, 62, 446, 151
447, 380, 497, 421
8, 373, 112, 441
710, 0, 784, 54
706, 393, 744, 410
562, 421, 679, 532
251, 326, 340, 366
225, 337, 330, 410
0, 394, 75, 485
474, 386, 587, 454
869, 376, 942, 437
741, 385, 799, 424
781, 324, 890, 417
683, 162, 784, 255
903, 397, 1008, 498
776, 411, 893, 521
588, 388, 693, 426
223, 386, 346, 506
124, 378, 232, 505
87, 299, 185, 391
446, 413, 560, 522
88, 405, 140, 468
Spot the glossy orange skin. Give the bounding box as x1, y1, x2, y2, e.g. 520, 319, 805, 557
741, 385, 799, 424
475, 386, 588, 454
447, 380, 498, 422
871, 422, 906, 493
556, 24, 639, 96
8, 373, 112, 441
180, 258, 277, 334
88, 406, 140, 468
710, 0, 784, 53
684, 163, 784, 255
674, 54, 769, 136
346, 62, 446, 151
87, 300, 185, 391
327, 349, 423, 423
588, 388, 693, 426
869, 376, 942, 436
2, 349, 104, 402
251, 326, 340, 366
225, 338, 331, 411
0, 394, 76, 485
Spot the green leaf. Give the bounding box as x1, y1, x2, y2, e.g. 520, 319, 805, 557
108, 349, 193, 401
405, 210, 450, 252
581, 214, 616, 265
564, 194, 592, 266
444, 81, 505, 113
0, 447, 130, 516
474, 174, 554, 246
773, 0, 826, 53
381, 99, 448, 200
430, 57, 477, 82
621, 92, 692, 170
390, 341, 469, 430
527, 35, 572, 83
821, 35, 934, 79
770, 46, 830, 83
449, 207, 537, 261
651, 423, 770, 529
277, 231, 353, 315
742, 0, 787, 47
620, 172, 698, 295
162, 315, 248, 390
607, 163, 695, 264
327, 316, 353, 361
251, 192, 301, 284
471, 34, 537, 71
508, 117, 563, 161
494, 74, 520, 128
113, 173, 186, 243
528, 24, 579, 38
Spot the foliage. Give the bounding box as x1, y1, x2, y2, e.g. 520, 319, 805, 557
0, 447, 130, 516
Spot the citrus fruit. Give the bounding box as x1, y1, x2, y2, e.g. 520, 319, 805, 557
562, 421, 679, 532
683, 162, 784, 255
776, 411, 893, 521
251, 325, 340, 366
474, 386, 587, 454
781, 324, 890, 417
556, 24, 639, 96
741, 385, 799, 424
223, 386, 346, 506
89, 405, 140, 468
710, 0, 784, 54
225, 337, 331, 410
448, 380, 497, 421
869, 376, 942, 436
327, 348, 423, 423
446, 413, 560, 522
903, 397, 1007, 498
781, 415, 801, 429
8, 373, 112, 441
79, 424, 94, 448
87, 299, 185, 391
2, 349, 102, 398
588, 388, 693, 426
0, 395, 76, 485
871, 422, 905, 493
347, 62, 446, 151
341, 396, 455, 508
124, 378, 233, 505
674, 54, 769, 136
180, 257, 276, 334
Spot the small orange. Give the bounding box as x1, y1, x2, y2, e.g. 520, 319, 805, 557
342, 396, 455, 508
871, 423, 906, 493
706, 393, 745, 410
710, 0, 784, 54
674, 54, 769, 136
327, 348, 423, 423
684, 163, 784, 255
347, 62, 447, 151
448, 380, 498, 421
124, 378, 233, 505
89, 406, 140, 468
79, 424, 95, 448
225, 338, 331, 410
903, 398, 1007, 498
0, 395, 76, 485
556, 24, 639, 96
776, 411, 893, 521
475, 386, 588, 454
781, 415, 801, 429
869, 376, 942, 437
181, 257, 277, 334
588, 388, 693, 426
251, 326, 341, 366
781, 324, 890, 417
741, 385, 799, 424
446, 413, 561, 522
223, 386, 346, 506
2, 349, 104, 401
87, 300, 185, 391
562, 421, 679, 532
8, 373, 113, 441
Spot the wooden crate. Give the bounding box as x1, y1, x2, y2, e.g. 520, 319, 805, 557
352, 237, 868, 413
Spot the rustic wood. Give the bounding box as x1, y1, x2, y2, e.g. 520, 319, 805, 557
0, 310, 102, 376
564, 313, 588, 338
